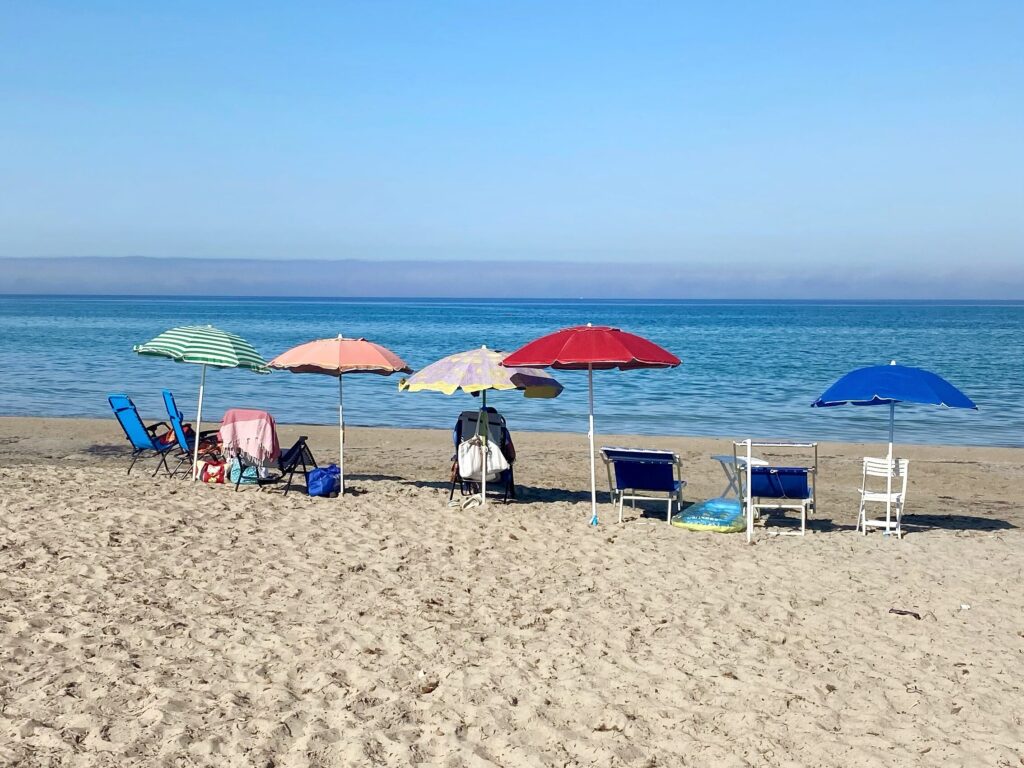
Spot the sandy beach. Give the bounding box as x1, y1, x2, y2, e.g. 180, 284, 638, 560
1, 415, 1023, 767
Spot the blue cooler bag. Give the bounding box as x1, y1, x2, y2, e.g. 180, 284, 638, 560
307, 464, 341, 497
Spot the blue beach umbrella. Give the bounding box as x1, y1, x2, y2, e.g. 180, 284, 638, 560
812, 360, 978, 461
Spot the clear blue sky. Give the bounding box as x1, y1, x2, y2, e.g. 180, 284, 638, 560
1, 2, 1022, 288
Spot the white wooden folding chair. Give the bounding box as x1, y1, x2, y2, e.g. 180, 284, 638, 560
858, 457, 910, 538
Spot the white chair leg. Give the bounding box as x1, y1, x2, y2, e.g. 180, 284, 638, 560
666, 497, 671, 524
617, 493, 624, 524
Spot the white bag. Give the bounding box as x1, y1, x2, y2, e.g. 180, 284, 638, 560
457, 436, 509, 482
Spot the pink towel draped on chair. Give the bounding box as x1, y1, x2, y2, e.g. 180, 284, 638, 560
218, 408, 280, 467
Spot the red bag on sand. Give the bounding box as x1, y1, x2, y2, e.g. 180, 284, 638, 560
199, 460, 225, 484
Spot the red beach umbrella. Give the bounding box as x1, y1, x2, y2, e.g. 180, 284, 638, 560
502, 324, 680, 524
269, 335, 411, 494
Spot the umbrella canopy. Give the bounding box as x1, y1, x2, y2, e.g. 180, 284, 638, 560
812, 363, 977, 410
398, 346, 563, 398
502, 324, 680, 370
134, 325, 269, 372
269, 335, 411, 494
399, 346, 563, 507
503, 324, 680, 524
133, 325, 269, 479
269, 336, 410, 377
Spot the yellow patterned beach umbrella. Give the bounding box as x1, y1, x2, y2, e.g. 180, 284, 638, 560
398, 346, 562, 398
399, 346, 562, 505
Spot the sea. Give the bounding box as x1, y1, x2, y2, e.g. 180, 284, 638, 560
1, 295, 1022, 448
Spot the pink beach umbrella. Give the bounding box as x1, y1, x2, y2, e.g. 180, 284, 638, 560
268, 335, 411, 494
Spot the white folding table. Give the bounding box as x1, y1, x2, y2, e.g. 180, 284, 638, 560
710, 453, 768, 498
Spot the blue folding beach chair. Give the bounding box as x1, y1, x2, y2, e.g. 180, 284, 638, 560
601, 447, 686, 524
162, 389, 221, 478
108, 394, 177, 476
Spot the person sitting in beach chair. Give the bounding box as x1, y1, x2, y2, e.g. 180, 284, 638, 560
108, 394, 178, 476
161, 389, 222, 478
601, 447, 686, 523
450, 407, 516, 503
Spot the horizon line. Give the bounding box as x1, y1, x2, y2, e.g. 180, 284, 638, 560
4, 293, 1024, 305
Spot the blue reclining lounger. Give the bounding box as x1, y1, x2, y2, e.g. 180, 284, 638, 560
108, 394, 176, 476
162, 389, 221, 478
747, 466, 815, 535
733, 440, 818, 537
601, 447, 686, 523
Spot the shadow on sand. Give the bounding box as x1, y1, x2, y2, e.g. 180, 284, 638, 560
84, 443, 130, 458
400, 479, 599, 505
901, 513, 1015, 532
345, 473, 405, 482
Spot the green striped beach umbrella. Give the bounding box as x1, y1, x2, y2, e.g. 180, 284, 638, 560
134, 325, 269, 479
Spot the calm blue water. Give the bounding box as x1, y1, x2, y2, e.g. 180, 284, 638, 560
1, 296, 1022, 447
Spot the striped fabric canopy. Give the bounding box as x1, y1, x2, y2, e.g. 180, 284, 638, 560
133, 325, 269, 372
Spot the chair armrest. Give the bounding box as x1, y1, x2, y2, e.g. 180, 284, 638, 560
198, 446, 223, 462
145, 421, 171, 436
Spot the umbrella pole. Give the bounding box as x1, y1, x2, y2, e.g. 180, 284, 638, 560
745, 439, 754, 543
480, 390, 488, 506
887, 401, 894, 533
588, 364, 598, 525
192, 363, 207, 481
338, 374, 345, 495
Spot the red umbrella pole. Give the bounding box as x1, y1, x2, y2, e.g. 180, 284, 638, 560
588, 363, 598, 525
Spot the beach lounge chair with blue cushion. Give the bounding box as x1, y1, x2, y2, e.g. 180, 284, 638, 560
733, 441, 818, 540
162, 389, 221, 478
600, 447, 686, 524
108, 394, 176, 476
746, 466, 816, 535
